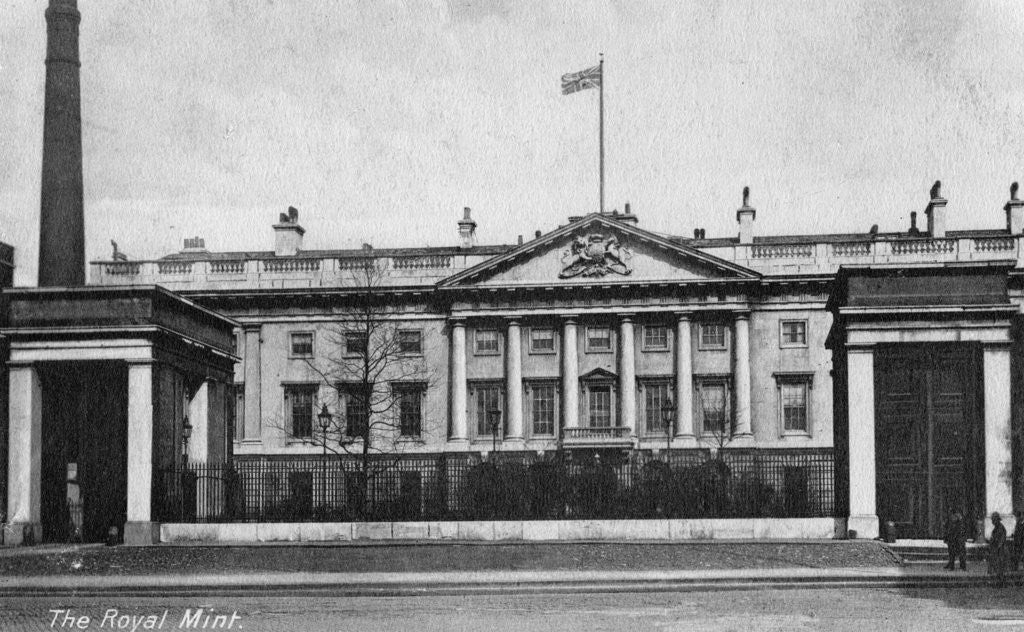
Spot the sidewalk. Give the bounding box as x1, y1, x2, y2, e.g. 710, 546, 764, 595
0, 540, 1013, 595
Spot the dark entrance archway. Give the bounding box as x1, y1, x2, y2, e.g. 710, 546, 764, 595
875, 344, 985, 538
39, 361, 128, 543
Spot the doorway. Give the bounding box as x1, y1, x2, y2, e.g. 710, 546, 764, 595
874, 344, 984, 538
39, 362, 128, 543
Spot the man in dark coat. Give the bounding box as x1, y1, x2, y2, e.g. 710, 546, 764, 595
1012, 511, 1024, 572
943, 511, 967, 571
989, 512, 1008, 585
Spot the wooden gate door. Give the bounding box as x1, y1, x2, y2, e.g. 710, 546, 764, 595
875, 345, 982, 539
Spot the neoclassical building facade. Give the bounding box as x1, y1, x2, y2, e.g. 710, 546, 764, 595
83, 184, 1024, 540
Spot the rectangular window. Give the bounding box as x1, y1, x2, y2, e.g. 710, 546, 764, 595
285, 384, 317, 438
586, 326, 612, 352
345, 332, 368, 356
698, 381, 729, 434
529, 328, 556, 354
588, 384, 613, 427
782, 382, 808, 432
397, 330, 422, 355
643, 325, 669, 351
340, 386, 369, 438
395, 384, 424, 437
780, 320, 807, 347
474, 329, 499, 355
290, 332, 314, 357
699, 324, 727, 350
529, 383, 557, 436
643, 381, 673, 434
473, 383, 504, 437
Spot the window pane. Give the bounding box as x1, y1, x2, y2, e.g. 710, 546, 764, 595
531, 384, 556, 435
644, 382, 670, 432
701, 324, 726, 348
701, 384, 726, 433
287, 386, 316, 437
291, 333, 313, 356
346, 332, 368, 355
644, 326, 668, 349
587, 327, 611, 351
475, 385, 502, 436
530, 328, 555, 352
397, 387, 422, 436
344, 389, 368, 437
475, 330, 499, 354
588, 385, 612, 427
398, 330, 422, 355
782, 383, 808, 431
782, 321, 806, 345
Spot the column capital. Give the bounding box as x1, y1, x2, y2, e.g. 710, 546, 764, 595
981, 341, 1013, 352
733, 310, 751, 321
448, 316, 467, 327
125, 359, 158, 368
674, 310, 694, 321
845, 343, 875, 354
561, 314, 580, 324
241, 323, 262, 333
619, 312, 636, 323
505, 315, 524, 326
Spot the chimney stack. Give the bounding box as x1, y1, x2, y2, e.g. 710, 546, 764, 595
1006, 182, 1024, 235
273, 206, 305, 256
736, 186, 756, 245
458, 207, 477, 249
925, 180, 947, 238
38, 0, 84, 287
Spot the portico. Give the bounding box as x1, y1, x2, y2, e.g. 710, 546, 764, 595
1, 286, 236, 545
829, 264, 1019, 539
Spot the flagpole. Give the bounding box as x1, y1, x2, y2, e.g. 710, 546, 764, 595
599, 53, 604, 215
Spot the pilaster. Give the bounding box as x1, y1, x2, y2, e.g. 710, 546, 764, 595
125, 360, 158, 545
846, 345, 879, 539
4, 363, 42, 545
242, 325, 262, 443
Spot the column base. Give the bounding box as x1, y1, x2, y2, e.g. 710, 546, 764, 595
3, 522, 42, 546
500, 438, 526, 451
124, 521, 160, 546
445, 438, 471, 451
671, 434, 698, 448
729, 432, 754, 447
846, 514, 879, 539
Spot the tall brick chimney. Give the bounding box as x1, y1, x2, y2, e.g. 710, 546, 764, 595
38, 0, 85, 287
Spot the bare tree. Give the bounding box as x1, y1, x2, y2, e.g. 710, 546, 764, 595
278, 257, 440, 517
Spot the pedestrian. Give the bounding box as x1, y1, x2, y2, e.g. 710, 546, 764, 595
1013, 511, 1024, 572
943, 511, 967, 571
988, 512, 1008, 585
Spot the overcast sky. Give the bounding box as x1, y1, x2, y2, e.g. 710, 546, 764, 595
2, 0, 1024, 286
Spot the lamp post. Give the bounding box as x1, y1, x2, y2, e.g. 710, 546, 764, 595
661, 397, 676, 463
181, 416, 193, 467
488, 407, 502, 456
318, 404, 333, 510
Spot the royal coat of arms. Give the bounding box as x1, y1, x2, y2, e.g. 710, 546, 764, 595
559, 233, 632, 279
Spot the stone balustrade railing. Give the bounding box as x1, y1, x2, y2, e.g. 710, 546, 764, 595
88, 235, 1024, 288
562, 427, 632, 440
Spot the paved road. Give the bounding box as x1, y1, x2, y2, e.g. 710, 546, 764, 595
2, 586, 1024, 631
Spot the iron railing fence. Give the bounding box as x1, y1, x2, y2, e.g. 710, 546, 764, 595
154, 449, 835, 523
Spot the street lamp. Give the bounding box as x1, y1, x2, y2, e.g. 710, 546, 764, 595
318, 405, 333, 509
661, 397, 676, 461
181, 416, 193, 465
487, 407, 502, 455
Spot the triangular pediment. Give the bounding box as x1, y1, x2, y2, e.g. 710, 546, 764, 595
439, 214, 759, 288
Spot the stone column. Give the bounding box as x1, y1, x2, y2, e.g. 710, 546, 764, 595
449, 319, 468, 442
847, 346, 879, 539
733, 312, 753, 443
562, 317, 579, 429
242, 325, 262, 442
675, 313, 695, 442
5, 364, 42, 545
505, 319, 524, 442
125, 361, 158, 545
983, 343, 1014, 535
187, 379, 210, 464
619, 315, 637, 435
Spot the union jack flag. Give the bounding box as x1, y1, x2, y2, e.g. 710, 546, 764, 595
561, 64, 601, 95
